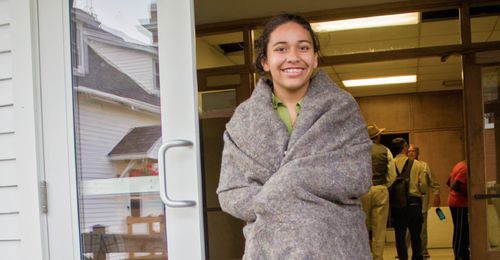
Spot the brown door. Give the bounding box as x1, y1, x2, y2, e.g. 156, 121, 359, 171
464, 50, 500, 260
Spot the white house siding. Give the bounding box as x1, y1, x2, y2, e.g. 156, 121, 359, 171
76, 97, 160, 234
88, 41, 158, 95
0, 0, 20, 258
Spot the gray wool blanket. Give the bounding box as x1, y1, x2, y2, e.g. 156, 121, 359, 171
217, 70, 373, 260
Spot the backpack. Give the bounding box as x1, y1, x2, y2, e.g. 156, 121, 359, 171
389, 159, 414, 208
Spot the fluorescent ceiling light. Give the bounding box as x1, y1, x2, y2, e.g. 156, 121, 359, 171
343, 75, 417, 87
312, 12, 419, 32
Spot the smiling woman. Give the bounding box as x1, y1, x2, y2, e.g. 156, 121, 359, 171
217, 13, 373, 259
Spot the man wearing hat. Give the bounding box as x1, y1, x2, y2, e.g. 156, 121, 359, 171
362, 123, 397, 260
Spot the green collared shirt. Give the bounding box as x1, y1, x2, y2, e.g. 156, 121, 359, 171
272, 94, 302, 134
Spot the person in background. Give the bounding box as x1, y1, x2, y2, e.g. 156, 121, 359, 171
362, 123, 396, 260
390, 138, 428, 260
408, 144, 440, 258
217, 13, 372, 259
448, 160, 470, 260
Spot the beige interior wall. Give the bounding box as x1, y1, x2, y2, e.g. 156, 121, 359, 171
412, 130, 464, 204
196, 39, 236, 69
358, 94, 411, 132
412, 92, 463, 130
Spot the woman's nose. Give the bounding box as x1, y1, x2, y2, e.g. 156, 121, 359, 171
286, 48, 300, 62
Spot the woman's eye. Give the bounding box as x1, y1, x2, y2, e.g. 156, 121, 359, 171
299, 46, 310, 51
274, 47, 286, 52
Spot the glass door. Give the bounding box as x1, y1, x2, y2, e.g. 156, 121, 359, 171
465, 49, 500, 259
479, 61, 500, 255
69, 0, 204, 259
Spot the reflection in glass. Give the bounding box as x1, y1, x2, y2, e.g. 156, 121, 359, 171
482, 65, 500, 251
70, 1, 166, 259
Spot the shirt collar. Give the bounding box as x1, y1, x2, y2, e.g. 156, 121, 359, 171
272, 93, 303, 109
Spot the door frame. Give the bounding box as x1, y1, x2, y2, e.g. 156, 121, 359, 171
156, 0, 206, 258
37, 0, 207, 259
37, 0, 84, 258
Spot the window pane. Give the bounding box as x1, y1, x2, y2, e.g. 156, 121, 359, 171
70, 1, 166, 259
482, 64, 500, 251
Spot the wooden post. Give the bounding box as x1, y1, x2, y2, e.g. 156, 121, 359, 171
93, 225, 106, 260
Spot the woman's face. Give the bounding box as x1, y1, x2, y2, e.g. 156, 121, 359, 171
261, 22, 318, 94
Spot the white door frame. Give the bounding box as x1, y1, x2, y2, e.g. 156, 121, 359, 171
37, 0, 206, 259
37, 0, 81, 258
157, 0, 205, 258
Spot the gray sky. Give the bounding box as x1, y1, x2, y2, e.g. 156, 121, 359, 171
74, 0, 153, 44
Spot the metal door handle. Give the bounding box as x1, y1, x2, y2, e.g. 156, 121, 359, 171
473, 193, 500, 200
158, 139, 196, 208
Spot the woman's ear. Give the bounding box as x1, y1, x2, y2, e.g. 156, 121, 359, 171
261, 58, 270, 72
313, 53, 318, 68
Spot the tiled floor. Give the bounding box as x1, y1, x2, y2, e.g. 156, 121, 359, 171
383, 242, 455, 259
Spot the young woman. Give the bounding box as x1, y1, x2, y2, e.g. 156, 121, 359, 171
217, 13, 372, 259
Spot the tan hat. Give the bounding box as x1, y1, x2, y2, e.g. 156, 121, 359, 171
367, 123, 385, 139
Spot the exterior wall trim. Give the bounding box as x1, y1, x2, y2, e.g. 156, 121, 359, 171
11, 0, 47, 259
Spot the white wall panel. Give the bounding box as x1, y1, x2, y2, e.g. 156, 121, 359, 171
0, 159, 15, 186
0, 79, 13, 106
0, 133, 15, 160
0, 186, 18, 213
0, 241, 20, 259
0, 213, 19, 239
0, 0, 10, 25
0, 52, 12, 79
0, 105, 14, 133
0, 25, 9, 52
0, 1, 18, 258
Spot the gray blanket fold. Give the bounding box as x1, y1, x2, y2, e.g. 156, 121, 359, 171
217, 70, 373, 259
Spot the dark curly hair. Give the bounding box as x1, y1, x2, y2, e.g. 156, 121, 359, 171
254, 13, 320, 75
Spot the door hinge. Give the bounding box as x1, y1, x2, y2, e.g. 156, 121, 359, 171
40, 181, 48, 214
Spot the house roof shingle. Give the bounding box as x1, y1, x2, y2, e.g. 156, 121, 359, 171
108, 125, 162, 158
77, 46, 161, 106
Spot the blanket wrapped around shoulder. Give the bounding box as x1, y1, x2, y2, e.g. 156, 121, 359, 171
217, 70, 372, 259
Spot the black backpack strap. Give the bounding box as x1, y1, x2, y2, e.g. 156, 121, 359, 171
400, 159, 414, 180
395, 159, 410, 176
